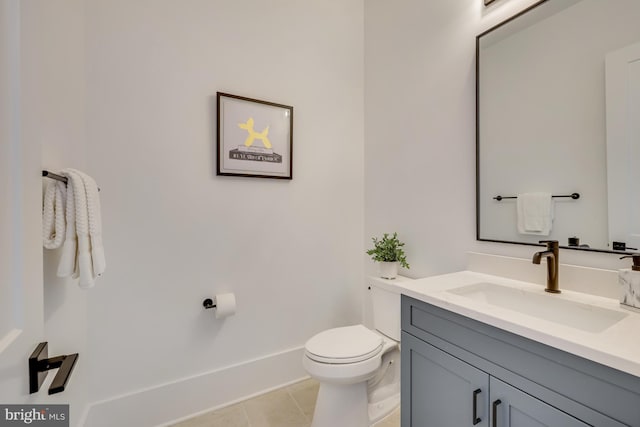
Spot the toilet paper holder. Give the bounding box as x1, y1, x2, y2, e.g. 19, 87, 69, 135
202, 293, 237, 319
202, 298, 216, 309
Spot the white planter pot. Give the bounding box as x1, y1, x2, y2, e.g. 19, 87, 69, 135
379, 261, 399, 279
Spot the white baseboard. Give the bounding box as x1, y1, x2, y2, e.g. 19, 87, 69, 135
82, 346, 307, 427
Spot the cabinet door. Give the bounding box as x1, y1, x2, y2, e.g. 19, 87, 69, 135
402, 332, 490, 426
490, 377, 589, 427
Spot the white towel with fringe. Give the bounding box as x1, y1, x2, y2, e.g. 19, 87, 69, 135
44, 168, 106, 288
42, 181, 67, 249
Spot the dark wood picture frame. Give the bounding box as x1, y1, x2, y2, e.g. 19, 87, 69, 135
217, 92, 293, 180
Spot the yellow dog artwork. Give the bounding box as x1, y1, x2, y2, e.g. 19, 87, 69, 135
238, 118, 272, 149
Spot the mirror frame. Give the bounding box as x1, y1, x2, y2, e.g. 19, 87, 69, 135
475, 0, 621, 254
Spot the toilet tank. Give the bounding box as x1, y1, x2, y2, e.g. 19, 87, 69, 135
369, 277, 403, 341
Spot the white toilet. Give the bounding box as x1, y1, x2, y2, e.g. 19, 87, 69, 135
303, 277, 401, 427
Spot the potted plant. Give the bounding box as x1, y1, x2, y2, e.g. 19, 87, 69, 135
366, 232, 410, 279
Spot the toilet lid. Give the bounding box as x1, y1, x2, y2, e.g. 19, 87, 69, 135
305, 325, 383, 364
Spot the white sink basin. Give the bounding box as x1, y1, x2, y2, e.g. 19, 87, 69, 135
448, 282, 628, 333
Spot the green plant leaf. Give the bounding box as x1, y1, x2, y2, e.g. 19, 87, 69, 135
365, 232, 410, 269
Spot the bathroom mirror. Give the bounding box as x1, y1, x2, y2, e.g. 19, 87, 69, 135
477, 0, 640, 253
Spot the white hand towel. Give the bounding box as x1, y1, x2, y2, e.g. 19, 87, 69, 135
56, 168, 105, 289
517, 192, 554, 235
63, 169, 94, 288
42, 181, 67, 249
57, 173, 78, 279
75, 169, 106, 277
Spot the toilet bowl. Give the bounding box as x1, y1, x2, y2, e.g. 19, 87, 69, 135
303, 278, 402, 427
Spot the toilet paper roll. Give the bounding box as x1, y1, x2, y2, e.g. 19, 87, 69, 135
214, 293, 236, 319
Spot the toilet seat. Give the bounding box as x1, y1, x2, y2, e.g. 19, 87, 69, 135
303, 278, 402, 427
305, 325, 383, 364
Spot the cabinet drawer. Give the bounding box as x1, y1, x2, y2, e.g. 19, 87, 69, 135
402, 295, 640, 426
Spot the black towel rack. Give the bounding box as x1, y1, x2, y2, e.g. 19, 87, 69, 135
42, 170, 68, 185
493, 193, 580, 201
42, 170, 101, 191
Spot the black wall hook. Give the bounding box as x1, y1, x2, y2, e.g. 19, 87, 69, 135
29, 342, 79, 395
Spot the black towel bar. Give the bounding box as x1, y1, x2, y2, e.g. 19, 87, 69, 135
42, 170, 100, 191
493, 193, 580, 201
42, 170, 68, 185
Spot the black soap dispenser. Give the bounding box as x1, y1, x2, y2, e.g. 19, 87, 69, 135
620, 254, 640, 271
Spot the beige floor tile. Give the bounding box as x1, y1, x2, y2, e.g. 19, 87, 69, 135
373, 407, 401, 427
243, 388, 311, 427
170, 379, 397, 427
170, 403, 249, 427
287, 379, 320, 420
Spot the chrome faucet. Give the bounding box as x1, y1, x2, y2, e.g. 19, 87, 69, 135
532, 240, 560, 293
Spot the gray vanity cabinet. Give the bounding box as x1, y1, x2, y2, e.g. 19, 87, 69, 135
401, 295, 640, 427
490, 377, 588, 427
402, 333, 589, 427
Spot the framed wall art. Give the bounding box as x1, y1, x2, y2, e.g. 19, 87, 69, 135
217, 92, 293, 179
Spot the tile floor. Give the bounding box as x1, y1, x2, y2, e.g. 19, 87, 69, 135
171, 378, 400, 427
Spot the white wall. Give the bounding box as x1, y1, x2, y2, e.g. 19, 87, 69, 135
364, 0, 629, 281
23, 0, 89, 423
365, 0, 483, 278
0, 0, 17, 341
81, 0, 365, 421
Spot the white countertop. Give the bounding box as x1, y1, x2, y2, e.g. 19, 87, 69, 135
385, 271, 640, 379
